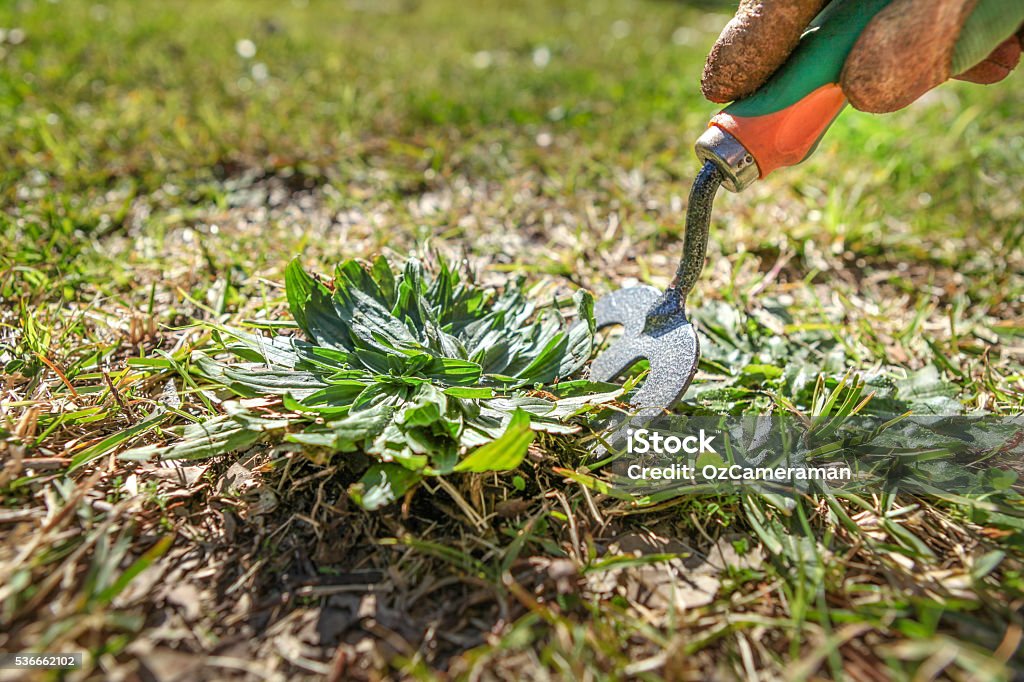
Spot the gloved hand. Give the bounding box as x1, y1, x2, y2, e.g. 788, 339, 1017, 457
702, 0, 1024, 113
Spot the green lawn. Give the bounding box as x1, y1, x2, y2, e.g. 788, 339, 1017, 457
2, 0, 1023, 679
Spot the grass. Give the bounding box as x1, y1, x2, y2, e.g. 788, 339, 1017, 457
1, 0, 1023, 679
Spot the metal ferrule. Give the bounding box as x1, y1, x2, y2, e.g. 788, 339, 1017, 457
694, 126, 760, 193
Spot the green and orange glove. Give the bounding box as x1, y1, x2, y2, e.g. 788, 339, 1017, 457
703, 0, 1024, 114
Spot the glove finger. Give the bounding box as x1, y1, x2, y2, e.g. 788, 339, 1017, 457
701, 0, 827, 104
841, 0, 978, 114
954, 31, 1022, 84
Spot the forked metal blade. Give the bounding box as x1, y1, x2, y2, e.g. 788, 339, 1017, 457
590, 285, 699, 411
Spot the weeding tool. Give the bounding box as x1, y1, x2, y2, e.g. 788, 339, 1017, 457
589, 160, 721, 413
590, 0, 893, 411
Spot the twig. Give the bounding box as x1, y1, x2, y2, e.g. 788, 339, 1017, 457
102, 366, 135, 419
36, 352, 79, 398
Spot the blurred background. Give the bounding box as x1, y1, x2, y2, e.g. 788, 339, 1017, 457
3, 0, 1021, 244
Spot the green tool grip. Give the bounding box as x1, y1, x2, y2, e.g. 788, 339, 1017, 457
725, 0, 893, 118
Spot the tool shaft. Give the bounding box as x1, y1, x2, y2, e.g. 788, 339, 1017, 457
642, 161, 722, 333
671, 160, 722, 300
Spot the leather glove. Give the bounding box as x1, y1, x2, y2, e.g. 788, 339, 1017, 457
702, 0, 1024, 113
